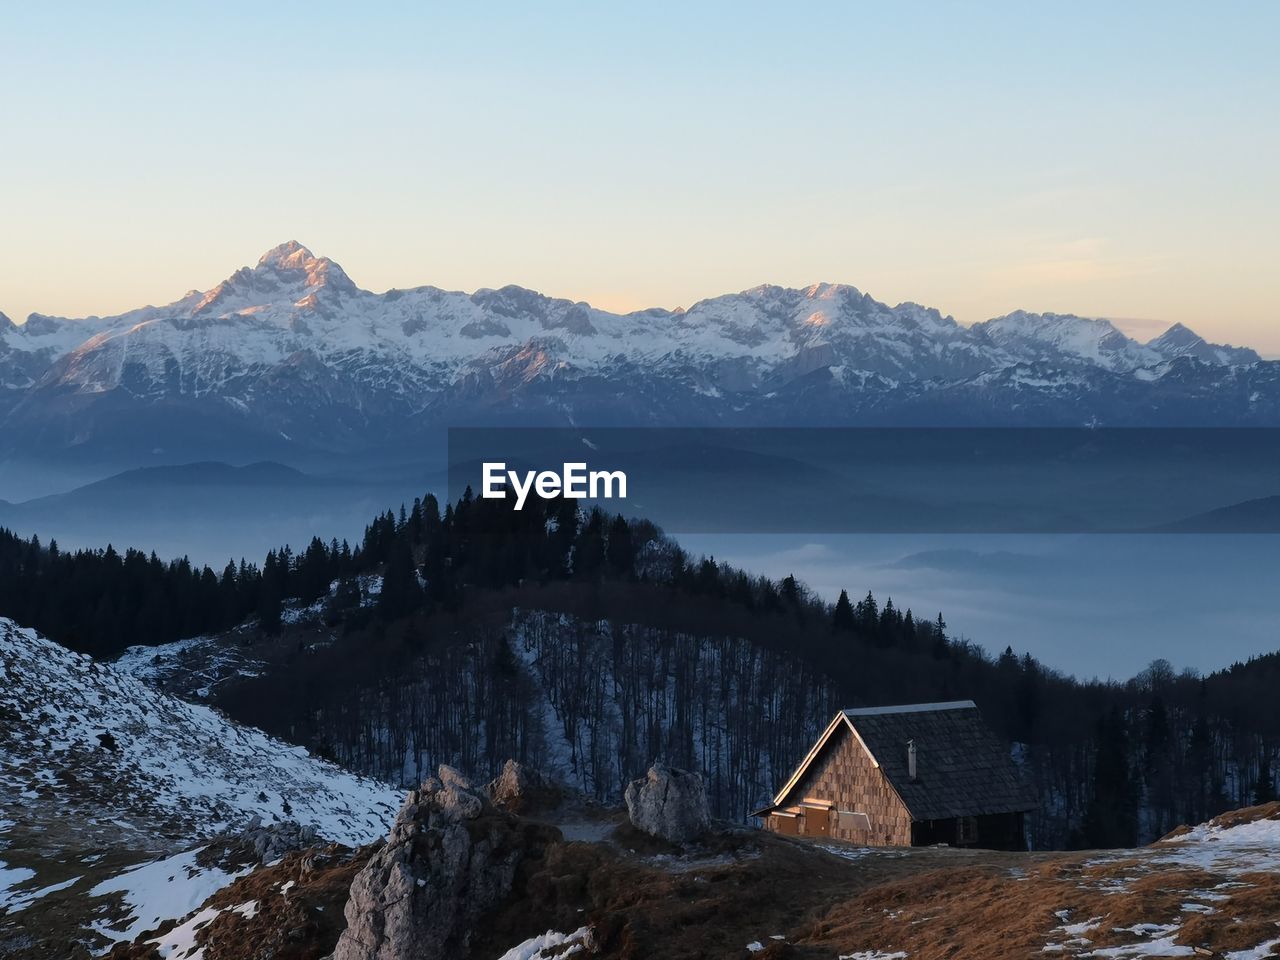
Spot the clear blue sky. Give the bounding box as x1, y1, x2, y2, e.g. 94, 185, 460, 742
2, 2, 1276, 350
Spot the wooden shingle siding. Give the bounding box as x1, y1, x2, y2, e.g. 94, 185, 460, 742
788, 726, 911, 846
768, 813, 800, 836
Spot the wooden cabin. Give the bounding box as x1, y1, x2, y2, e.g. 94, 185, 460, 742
756, 700, 1036, 850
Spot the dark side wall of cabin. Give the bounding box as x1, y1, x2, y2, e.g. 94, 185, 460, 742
910, 811, 1027, 851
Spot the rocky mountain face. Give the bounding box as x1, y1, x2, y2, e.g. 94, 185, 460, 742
0, 242, 1273, 463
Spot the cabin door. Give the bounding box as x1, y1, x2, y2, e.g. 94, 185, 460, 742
803, 807, 831, 837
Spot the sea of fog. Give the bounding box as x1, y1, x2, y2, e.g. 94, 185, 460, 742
679, 533, 1280, 680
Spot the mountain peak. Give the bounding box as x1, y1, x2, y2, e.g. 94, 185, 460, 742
248, 240, 357, 297
1148, 322, 1202, 346
1148, 321, 1259, 365
257, 240, 317, 270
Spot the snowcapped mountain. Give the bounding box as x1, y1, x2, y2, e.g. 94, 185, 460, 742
1147, 321, 1261, 366
971, 311, 1164, 372
0, 242, 1274, 463
0, 616, 399, 847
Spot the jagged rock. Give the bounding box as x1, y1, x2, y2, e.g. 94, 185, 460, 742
487, 759, 562, 814
624, 764, 711, 844
332, 765, 560, 960
437, 764, 474, 791
236, 817, 319, 864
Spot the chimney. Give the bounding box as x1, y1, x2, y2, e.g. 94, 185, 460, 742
907, 739, 917, 781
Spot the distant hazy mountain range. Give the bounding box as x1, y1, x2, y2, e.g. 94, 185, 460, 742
1, 241, 1275, 470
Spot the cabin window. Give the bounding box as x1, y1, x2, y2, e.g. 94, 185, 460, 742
837, 810, 871, 833
957, 816, 978, 844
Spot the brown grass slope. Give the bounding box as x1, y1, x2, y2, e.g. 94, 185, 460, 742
97, 804, 1280, 960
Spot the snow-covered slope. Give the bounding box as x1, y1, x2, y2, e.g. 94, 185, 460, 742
0, 615, 400, 954
0, 242, 1273, 455
0, 616, 398, 847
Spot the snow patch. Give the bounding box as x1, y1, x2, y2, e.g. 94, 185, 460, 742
0, 873, 78, 912
0, 862, 37, 907
88, 848, 246, 946
494, 925, 591, 960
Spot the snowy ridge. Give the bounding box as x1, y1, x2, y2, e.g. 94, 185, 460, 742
0, 617, 399, 847
0, 242, 1266, 441
973, 311, 1165, 372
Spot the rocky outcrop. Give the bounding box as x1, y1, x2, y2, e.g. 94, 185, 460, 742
237, 816, 319, 864
624, 764, 711, 844
332, 766, 561, 960
487, 759, 562, 815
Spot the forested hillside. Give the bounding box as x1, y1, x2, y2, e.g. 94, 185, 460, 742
4, 492, 1278, 849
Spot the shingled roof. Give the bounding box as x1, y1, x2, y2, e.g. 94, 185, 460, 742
773, 700, 1036, 821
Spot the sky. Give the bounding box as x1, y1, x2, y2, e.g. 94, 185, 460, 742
1, 2, 1277, 351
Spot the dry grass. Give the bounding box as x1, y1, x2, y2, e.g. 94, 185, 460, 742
785, 845, 1280, 959
72, 816, 1280, 960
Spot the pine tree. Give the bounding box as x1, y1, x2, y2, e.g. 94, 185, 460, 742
856, 591, 878, 633
931, 613, 949, 659
1255, 755, 1276, 805
1082, 706, 1138, 848
695, 557, 722, 596
1188, 690, 1216, 823
379, 537, 423, 619
1015, 652, 1042, 739
605, 515, 635, 578
832, 589, 855, 633
258, 579, 282, 636
878, 597, 899, 646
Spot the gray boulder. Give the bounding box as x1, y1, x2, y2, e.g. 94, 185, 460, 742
487, 759, 562, 814
332, 766, 560, 960
624, 764, 711, 844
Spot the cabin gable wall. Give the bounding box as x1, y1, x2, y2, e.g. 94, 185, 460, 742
778, 723, 913, 846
